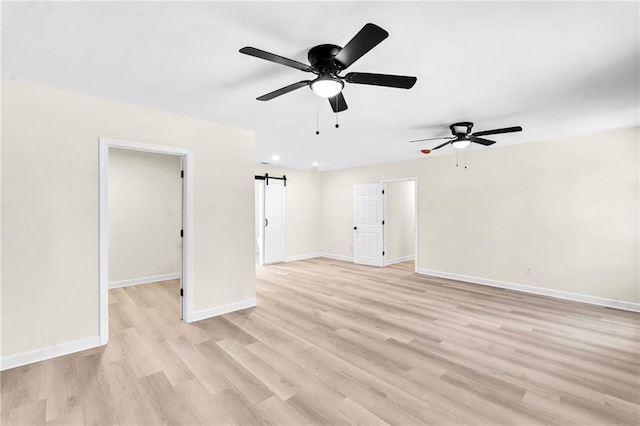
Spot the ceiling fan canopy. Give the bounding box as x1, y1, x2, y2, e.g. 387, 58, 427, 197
239, 23, 418, 113
450, 122, 474, 137
411, 121, 523, 153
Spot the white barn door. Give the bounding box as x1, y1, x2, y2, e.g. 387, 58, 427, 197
353, 183, 384, 267
263, 178, 285, 264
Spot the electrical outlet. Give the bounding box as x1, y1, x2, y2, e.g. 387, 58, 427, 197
525, 265, 532, 275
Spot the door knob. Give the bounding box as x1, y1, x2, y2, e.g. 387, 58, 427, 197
353, 226, 357, 230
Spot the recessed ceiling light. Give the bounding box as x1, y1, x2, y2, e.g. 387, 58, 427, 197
271, 155, 280, 161
311, 161, 319, 167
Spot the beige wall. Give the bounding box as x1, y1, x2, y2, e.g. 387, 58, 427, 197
255, 165, 321, 260
321, 127, 639, 304
108, 148, 182, 283
1, 80, 255, 357
385, 180, 415, 262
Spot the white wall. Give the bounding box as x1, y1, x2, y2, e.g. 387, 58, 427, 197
320, 127, 639, 304
255, 165, 321, 261
1, 80, 256, 359
108, 148, 182, 283
385, 180, 415, 262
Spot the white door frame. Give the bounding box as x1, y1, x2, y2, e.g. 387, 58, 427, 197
255, 179, 265, 266
381, 177, 419, 273
99, 137, 194, 345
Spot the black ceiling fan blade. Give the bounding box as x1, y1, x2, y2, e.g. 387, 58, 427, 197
472, 126, 523, 137
345, 72, 417, 89
240, 47, 312, 72
328, 92, 348, 113
334, 23, 389, 69
256, 81, 311, 101
432, 140, 452, 150
470, 136, 496, 146
410, 136, 454, 143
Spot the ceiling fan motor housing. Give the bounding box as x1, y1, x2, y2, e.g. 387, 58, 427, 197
450, 121, 473, 137
308, 44, 343, 74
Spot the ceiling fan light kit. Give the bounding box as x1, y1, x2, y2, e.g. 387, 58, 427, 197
451, 139, 471, 149
310, 75, 344, 98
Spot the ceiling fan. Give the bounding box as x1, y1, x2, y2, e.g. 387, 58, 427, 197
239, 23, 417, 113
411, 122, 523, 154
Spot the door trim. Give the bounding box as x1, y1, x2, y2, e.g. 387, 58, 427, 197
381, 177, 419, 273
255, 179, 265, 266
99, 137, 194, 346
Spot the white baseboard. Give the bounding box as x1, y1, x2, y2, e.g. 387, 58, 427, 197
386, 255, 415, 265
1, 335, 102, 371
191, 298, 257, 322
284, 253, 322, 262
318, 253, 354, 262
417, 268, 640, 313
109, 272, 181, 289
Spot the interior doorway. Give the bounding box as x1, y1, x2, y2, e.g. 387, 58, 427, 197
99, 138, 193, 345
382, 179, 417, 270
255, 174, 286, 265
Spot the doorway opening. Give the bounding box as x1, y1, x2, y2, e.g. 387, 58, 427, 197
255, 173, 286, 265
382, 178, 417, 272
99, 138, 193, 345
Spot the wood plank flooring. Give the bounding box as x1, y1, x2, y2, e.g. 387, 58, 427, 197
2, 258, 639, 425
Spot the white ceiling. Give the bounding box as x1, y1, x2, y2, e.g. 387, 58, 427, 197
2, 1, 638, 171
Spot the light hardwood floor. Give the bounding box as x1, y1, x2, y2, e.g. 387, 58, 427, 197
2, 258, 639, 425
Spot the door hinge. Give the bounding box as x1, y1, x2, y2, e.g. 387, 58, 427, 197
382, 220, 385, 225
180, 288, 183, 297
382, 189, 385, 194
180, 229, 183, 238
180, 170, 184, 178
382, 251, 385, 256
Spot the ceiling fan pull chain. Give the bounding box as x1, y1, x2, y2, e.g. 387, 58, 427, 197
465, 151, 468, 169
335, 112, 340, 129
456, 149, 459, 167
315, 107, 320, 135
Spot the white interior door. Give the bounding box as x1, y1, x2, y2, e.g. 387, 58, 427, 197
263, 179, 285, 264
353, 183, 384, 267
